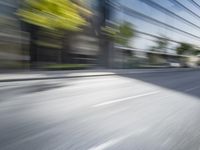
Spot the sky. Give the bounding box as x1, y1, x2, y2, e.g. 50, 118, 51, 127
114, 0, 200, 53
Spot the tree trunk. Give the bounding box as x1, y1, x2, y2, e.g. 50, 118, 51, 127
61, 31, 72, 64
29, 24, 39, 69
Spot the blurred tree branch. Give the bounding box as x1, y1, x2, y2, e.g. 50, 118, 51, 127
17, 0, 89, 31
102, 22, 135, 47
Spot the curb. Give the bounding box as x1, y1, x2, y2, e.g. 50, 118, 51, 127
0, 68, 199, 82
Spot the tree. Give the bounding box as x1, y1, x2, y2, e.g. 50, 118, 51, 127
193, 49, 200, 55
152, 36, 169, 53
116, 22, 135, 46
17, 0, 90, 67
176, 43, 194, 55
100, 22, 135, 68
103, 22, 135, 47
18, 0, 88, 31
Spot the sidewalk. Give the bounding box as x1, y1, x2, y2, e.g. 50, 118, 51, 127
0, 68, 198, 82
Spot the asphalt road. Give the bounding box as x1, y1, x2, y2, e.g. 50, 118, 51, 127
0, 70, 200, 150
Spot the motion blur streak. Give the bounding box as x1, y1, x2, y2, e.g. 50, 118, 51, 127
1, 70, 200, 149
1, 0, 200, 150
1, 0, 200, 69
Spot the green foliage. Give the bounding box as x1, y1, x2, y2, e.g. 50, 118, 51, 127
116, 22, 135, 46
102, 22, 135, 46
153, 36, 168, 52
119, 22, 134, 38
18, 0, 88, 31
157, 39, 168, 50
102, 26, 118, 39
176, 43, 195, 55
193, 49, 200, 55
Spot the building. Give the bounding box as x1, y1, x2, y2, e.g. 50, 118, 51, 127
0, 0, 29, 70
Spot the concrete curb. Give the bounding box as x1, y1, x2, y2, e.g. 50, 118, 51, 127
0, 68, 199, 82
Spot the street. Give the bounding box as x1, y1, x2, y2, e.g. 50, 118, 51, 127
0, 70, 200, 150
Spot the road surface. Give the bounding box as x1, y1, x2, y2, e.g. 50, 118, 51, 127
0, 70, 200, 150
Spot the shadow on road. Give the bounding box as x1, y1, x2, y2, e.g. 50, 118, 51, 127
119, 70, 200, 98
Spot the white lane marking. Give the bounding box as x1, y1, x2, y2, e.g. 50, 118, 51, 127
93, 91, 160, 107
184, 86, 200, 92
